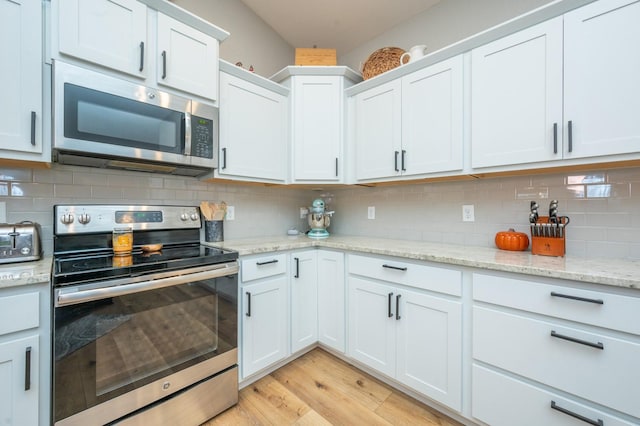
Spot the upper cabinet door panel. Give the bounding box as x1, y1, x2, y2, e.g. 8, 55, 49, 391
564, 0, 640, 159
58, 0, 147, 78
471, 18, 563, 168
402, 55, 463, 175
355, 79, 402, 180
156, 13, 219, 101
0, 0, 42, 155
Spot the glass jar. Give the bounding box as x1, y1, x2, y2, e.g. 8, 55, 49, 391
112, 227, 133, 255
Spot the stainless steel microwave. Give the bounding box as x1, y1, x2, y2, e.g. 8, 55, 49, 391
53, 60, 218, 177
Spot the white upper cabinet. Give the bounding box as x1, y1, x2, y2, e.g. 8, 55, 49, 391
291, 76, 343, 182
563, 0, 640, 159
471, 18, 563, 168
353, 55, 463, 181
57, 0, 148, 78
0, 0, 45, 162
472, 0, 640, 169
217, 70, 288, 182
156, 13, 219, 100
402, 55, 464, 175
354, 79, 402, 180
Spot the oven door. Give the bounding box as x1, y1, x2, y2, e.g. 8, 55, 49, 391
52, 262, 238, 426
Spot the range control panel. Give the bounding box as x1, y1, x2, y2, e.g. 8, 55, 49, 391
54, 205, 201, 235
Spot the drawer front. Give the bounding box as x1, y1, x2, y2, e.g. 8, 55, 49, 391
473, 306, 640, 418
241, 254, 287, 282
473, 273, 640, 335
348, 254, 461, 296
473, 364, 637, 426
0, 292, 39, 335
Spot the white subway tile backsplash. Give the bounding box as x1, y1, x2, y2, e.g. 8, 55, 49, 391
0, 168, 32, 181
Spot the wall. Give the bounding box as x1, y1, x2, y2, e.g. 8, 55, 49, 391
0, 165, 310, 255
327, 167, 640, 260
339, 0, 553, 70
172, 0, 293, 77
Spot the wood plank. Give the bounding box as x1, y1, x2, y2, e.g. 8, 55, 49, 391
375, 391, 463, 426
294, 410, 332, 425
239, 375, 312, 424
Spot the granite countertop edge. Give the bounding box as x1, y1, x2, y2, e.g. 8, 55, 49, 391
206, 235, 640, 290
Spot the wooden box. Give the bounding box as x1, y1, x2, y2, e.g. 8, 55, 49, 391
295, 48, 337, 66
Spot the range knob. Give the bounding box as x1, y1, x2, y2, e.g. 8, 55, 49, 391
190, 212, 199, 221
180, 213, 189, 221
78, 213, 91, 224
60, 214, 74, 225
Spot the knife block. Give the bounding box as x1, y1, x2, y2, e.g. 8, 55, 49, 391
531, 216, 566, 257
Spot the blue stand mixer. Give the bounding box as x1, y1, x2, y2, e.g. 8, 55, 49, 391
307, 198, 334, 239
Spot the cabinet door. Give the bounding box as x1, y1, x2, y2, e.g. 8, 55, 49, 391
157, 13, 219, 101
354, 80, 402, 180
241, 276, 289, 378
564, 0, 640, 159
347, 277, 396, 377
396, 289, 462, 411
317, 250, 345, 352
0, 335, 39, 426
291, 251, 318, 353
402, 55, 463, 175
0, 0, 42, 157
57, 0, 147, 78
471, 18, 563, 168
218, 72, 287, 182
292, 76, 343, 182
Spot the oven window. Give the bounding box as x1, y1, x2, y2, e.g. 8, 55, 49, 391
53, 275, 237, 422
64, 83, 184, 154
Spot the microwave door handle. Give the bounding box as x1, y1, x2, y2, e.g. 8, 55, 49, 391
184, 112, 192, 155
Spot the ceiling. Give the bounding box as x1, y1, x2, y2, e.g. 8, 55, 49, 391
239, 0, 441, 56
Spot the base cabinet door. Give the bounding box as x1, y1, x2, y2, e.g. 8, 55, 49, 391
396, 289, 462, 411
0, 335, 39, 426
317, 251, 345, 352
241, 276, 289, 378
291, 251, 318, 353
347, 277, 396, 377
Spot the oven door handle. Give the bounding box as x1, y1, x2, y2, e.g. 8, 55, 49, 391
56, 262, 239, 307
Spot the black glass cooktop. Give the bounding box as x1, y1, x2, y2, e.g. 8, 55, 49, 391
53, 244, 238, 286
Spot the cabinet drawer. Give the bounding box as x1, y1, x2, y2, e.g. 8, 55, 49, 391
473, 364, 637, 426
0, 292, 39, 335
473, 273, 640, 335
348, 254, 461, 296
473, 306, 640, 418
241, 254, 287, 282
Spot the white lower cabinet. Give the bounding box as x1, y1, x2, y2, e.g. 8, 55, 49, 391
0, 335, 39, 426
317, 250, 346, 352
472, 272, 640, 424
240, 254, 289, 379
290, 250, 318, 353
347, 254, 463, 411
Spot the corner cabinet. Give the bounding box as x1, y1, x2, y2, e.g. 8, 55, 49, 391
0, 0, 46, 164
0, 282, 51, 426
53, 0, 228, 102
272, 67, 361, 183
347, 254, 463, 411
290, 250, 318, 353
472, 0, 640, 169
216, 64, 288, 183
317, 250, 345, 352
353, 55, 463, 182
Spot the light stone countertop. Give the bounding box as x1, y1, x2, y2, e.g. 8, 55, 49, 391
206, 235, 640, 290
0, 257, 52, 290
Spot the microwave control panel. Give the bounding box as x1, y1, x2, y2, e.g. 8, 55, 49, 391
191, 116, 214, 159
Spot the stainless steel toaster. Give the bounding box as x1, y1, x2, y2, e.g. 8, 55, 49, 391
0, 221, 42, 264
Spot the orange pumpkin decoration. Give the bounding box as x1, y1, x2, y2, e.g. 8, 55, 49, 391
495, 228, 529, 251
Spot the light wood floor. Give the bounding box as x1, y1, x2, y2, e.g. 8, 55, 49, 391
204, 348, 462, 425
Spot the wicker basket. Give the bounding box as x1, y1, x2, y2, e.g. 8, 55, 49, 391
361, 47, 406, 80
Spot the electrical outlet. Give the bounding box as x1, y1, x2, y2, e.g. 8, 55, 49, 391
226, 206, 235, 221
462, 204, 475, 222
368, 206, 375, 220
299, 207, 309, 219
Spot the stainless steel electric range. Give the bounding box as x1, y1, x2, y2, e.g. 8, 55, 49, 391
51, 204, 239, 426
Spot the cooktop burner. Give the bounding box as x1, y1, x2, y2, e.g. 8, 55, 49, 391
53, 244, 237, 286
